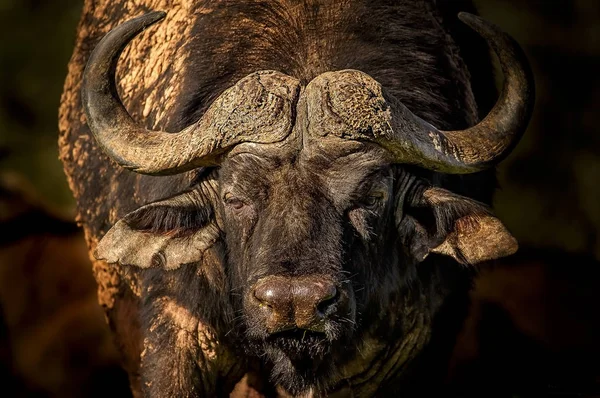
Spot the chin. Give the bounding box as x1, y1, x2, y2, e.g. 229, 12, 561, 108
247, 330, 342, 396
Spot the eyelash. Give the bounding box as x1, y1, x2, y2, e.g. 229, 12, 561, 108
362, 192, 385, 208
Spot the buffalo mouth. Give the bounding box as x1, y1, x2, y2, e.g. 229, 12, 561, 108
244, 322, 348, 364
265, 329, 331, 361
248, 328, 344, 395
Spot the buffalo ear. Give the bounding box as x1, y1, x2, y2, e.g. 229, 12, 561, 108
430, 213, 518, 265
95, 219, 220, 270
95, 182, 220, 270
399, 186, 517, 265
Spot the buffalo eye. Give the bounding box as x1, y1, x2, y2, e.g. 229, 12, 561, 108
362, 191, 385, 209
223, 193, 246, 210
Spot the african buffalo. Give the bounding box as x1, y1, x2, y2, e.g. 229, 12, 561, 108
59, 1, 533, 396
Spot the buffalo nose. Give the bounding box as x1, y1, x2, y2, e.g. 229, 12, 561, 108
252, 276, 338, 333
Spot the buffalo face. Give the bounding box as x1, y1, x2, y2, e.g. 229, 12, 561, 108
218, 144, 392, 390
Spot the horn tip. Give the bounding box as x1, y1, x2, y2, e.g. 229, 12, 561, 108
152, 10, 167, 20
457, 12, 502, 38
145, 10, 167, 24
457, 12, 480, 27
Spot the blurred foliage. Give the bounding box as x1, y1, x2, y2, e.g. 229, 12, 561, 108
0, 0, 598, 258
0, 0, 82, 211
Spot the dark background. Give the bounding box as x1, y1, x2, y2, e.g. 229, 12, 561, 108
0, 0, 598, 396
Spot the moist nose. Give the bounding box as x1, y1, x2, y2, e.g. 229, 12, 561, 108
252, 276, 338, 333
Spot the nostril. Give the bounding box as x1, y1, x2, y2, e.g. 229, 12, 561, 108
253, 278, 291, 310
253, 287, 275, 308
316, 288, 339, 315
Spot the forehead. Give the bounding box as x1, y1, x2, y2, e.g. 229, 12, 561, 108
223, 137, 391, 182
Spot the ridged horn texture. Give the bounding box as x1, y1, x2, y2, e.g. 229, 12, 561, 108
304, 12, 534, 174
82, 12, 300, 175
394, 11, 535, 173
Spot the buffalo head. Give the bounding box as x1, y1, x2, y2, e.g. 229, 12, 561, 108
85, 11, 533, 394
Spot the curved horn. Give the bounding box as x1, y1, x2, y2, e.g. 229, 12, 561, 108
386, 12, 535, 173
82, 12, 299, 175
